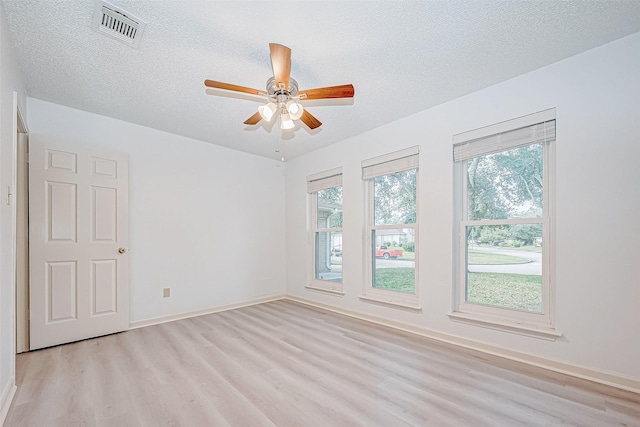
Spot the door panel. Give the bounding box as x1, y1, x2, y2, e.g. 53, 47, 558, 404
91, 259, 117, 315
48, 181, 77, 241
30, 139, 129, 350
92, 156, 117, 177
47, 260, 77, 322
47, 149, 77, 172
92, 186, 117, 241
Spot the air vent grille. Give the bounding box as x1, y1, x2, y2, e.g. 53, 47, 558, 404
92, 1, 146, 48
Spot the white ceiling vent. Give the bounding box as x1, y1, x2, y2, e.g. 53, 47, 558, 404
92, 1, 146, 48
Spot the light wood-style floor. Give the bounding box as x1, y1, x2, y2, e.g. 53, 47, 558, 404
5, 300, 640, 426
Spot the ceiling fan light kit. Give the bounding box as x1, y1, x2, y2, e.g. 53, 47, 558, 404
204, 43, 355, 132
286, 100, 304, 120
280, 112, 295, 130
258, 102, 277, 122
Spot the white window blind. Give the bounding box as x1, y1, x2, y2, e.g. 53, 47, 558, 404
362, 146, 419, 180
307, 167, 343, 193
453, 120, 555, 162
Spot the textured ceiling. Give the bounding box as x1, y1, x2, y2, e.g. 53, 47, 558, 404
2, 1, 640, 160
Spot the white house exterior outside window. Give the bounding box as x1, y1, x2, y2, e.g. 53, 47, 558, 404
361, 147, 419, 310
451, 109, 559, 339
307, 167, 343, 294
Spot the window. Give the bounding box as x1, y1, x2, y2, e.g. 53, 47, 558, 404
362, 147, 419, 309
452, 110, 558, 338
307, 168, 343, 294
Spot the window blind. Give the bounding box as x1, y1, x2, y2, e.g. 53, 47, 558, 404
307, 168, 343, 193
453, 120, 555, 162
362, 146, 419, 180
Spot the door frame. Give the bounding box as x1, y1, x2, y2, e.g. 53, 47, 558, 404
14, 94, 29, 353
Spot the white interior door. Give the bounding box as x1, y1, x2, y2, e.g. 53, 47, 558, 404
29, 139, 129, 350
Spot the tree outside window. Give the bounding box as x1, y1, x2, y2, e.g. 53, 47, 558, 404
465, 144, 544, 313
371, 169, 417, 295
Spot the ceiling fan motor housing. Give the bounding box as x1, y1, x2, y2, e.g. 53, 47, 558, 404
266, 76, 299, 99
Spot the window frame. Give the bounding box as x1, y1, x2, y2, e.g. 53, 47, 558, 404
307, 167, 344, 295
361, 147, 420, 310
451, 110, 558, 338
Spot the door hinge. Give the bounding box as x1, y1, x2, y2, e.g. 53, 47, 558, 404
6, 186, 12, 206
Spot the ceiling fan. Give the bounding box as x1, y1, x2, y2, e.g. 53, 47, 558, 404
204, 43, 354, 130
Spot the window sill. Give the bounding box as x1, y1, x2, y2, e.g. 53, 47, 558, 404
305, 285, 345, 297
359, 295, 422, 312
448, 311, 562, 341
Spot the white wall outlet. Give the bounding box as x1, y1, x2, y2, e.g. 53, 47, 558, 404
163, 288, 170, 298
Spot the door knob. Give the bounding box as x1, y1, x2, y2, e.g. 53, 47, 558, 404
118, 247, 126, 254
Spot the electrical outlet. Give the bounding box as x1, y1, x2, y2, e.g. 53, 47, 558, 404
163, 288, 170, 298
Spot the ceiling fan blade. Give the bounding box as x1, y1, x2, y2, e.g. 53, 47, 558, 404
243, 111, 262, 125
269, 43, 291, 90
299, 84, 355, 100
300, 110, 322, 129
204, 80, 267, 96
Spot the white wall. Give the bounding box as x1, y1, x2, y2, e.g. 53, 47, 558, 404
27, 98, 286, 323
285, 32, 640, 382
0, 2, 27, 414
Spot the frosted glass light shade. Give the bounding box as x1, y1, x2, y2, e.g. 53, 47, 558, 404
258, 103, 276, 122
280, 112, 295, 130
286, 100, 304, 120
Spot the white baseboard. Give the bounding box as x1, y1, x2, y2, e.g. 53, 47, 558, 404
284, 295, 640, 395
128, 294, 286, 330
1, 379, 16, 427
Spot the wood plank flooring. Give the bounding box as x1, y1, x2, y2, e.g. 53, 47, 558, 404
5, 300, 640, 426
